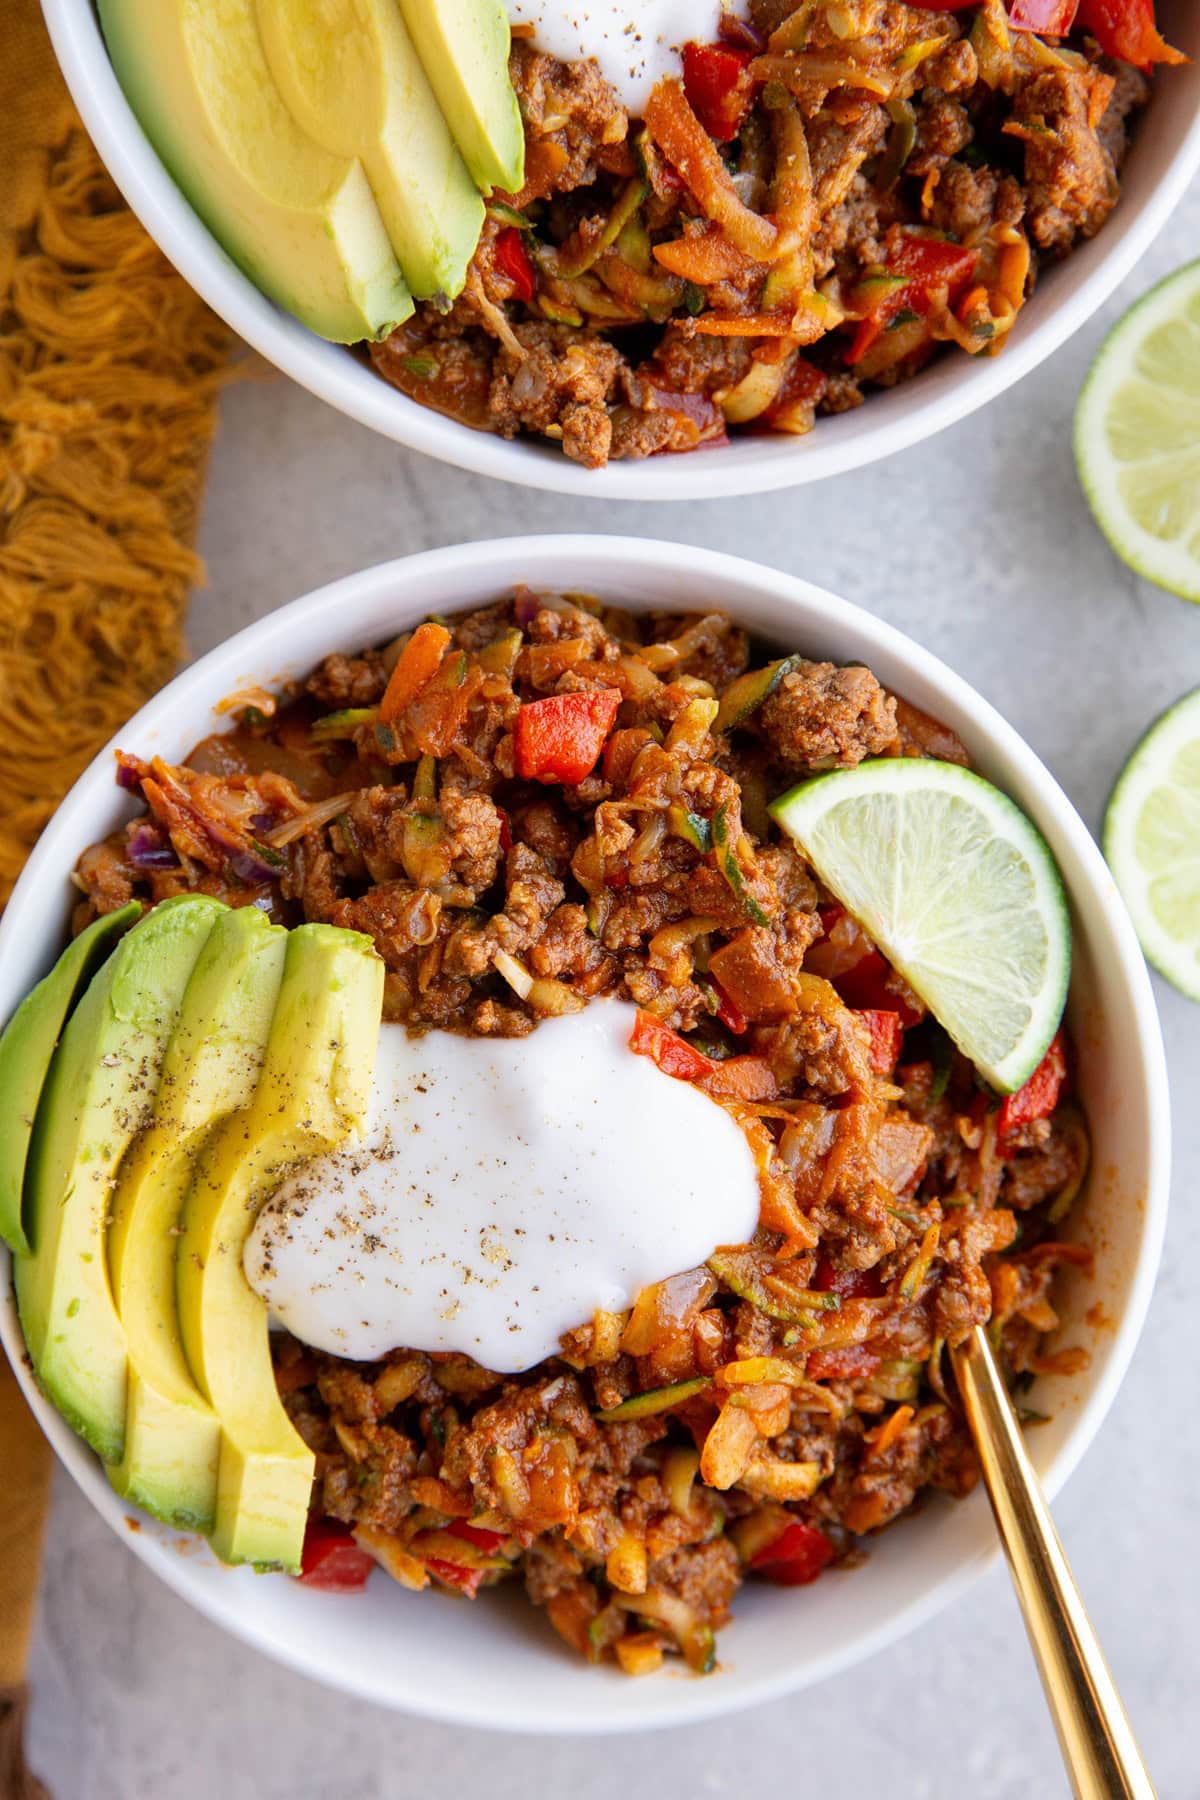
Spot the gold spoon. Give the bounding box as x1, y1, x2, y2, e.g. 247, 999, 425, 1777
951, 1327, 1155, 1800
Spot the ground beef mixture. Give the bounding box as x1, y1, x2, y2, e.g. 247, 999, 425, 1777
365, 0, 1167, 468
77, 594, 1090, 1675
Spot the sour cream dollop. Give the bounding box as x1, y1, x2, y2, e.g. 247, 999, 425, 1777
245, 1001, 759, 1372
508, 1, 741, 113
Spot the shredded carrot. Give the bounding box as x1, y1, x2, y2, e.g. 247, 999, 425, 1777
380, 621, 451, 724
644, 80, 779, 263
864, 1402, 915, 1463
956, 283, 990, 323
653, 225, 753, 282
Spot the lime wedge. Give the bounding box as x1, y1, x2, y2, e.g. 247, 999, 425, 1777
769, 760, 1071, 1093
1075, 258, 1200, 603
1103, 688, 1200, 1002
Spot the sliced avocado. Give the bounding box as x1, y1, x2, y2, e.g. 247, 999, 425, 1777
398, 0, 525, 195
15, 896, 225, 1462
97, 0, 413, 343
106, 907, 289, 1531
0, 902, 140, 1256
256, 0, 485, 302
177, 923, 383, 1571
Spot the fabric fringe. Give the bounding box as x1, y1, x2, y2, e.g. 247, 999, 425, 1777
0, 123, 233, 904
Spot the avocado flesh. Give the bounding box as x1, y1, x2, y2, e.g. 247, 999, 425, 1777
255, 0, 484, 303
177, 924, 383, 1571
97, 0, 413, 343
0, 903, 140, 1256
398, 0, 525, 195
106, 907, 289, 1531
15, 896, 226, 1462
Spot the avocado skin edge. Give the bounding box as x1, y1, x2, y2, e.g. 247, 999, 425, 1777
0, 901, 141, 1256
15, 895, 227, 1465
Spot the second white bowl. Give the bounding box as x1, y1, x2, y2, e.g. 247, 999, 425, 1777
38, 0, 1200, 499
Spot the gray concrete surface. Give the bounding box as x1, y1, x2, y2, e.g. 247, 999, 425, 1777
25, 180, 1200, 1800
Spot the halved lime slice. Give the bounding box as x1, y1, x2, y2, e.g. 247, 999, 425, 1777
1103, 688, 1200, 1002
770, 760, 1071, 1093
1075, 258, 1200, 603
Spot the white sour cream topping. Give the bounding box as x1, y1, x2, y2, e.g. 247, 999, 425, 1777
244, 1000, 759, 1372
508, 1, 742, 113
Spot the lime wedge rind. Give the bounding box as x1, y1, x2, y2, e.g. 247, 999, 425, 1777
770, 759, 1071, 1094
1075, 258, 1200, 605
1103, 688, 1200, 1004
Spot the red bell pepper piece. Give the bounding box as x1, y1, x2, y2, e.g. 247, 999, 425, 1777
493, 226, 536, 303
749, 1519, 835, 1585
448, 1520, 508, 1554
682, 41, 755, 143
298, 1519, 375, 1592
806, 1344, 882, 1382
630, 1010, 713, 1081
513, 688, 621, 785
847, 230, 979, 366
712, 981, 749, 1035
996, 1028, 1067, 1147
856, 1009, 904, 1075
425, 1556, 486, 1598
814, 1255, 884, 1300
809, 907, 923, 1027
1076, 0, 1186, 67
832, 946, 909, 1015
1008, 0, 1080, 30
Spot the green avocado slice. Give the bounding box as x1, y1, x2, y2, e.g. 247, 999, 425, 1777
177, 923, 383, 1571
398, 0, 525, 196
97, 0, 414, 342
15, 896, 226, 1462
106, 906, 289, 1531
255, 0, 485, 303
0, 902, 141, 1256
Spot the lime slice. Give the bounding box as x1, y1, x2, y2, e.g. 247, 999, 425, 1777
1075, 258, 1200, 603
769, 759, 1071, 1093
1103, 688, 1200, 1002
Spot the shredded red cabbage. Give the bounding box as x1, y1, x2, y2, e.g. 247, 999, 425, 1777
126, 824, 179, 871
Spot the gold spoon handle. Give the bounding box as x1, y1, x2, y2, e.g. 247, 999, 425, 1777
951, 1327, 1155, 1800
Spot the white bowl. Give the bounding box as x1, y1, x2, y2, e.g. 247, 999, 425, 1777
39, 0, 1200, 500
0, 536, 1169, 1732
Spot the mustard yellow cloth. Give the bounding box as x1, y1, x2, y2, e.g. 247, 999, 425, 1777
1, 1, 233, 1787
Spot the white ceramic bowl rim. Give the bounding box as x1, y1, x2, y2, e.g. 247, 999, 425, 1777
0, 537, 1170, 1733
38, 0, 1200, 500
